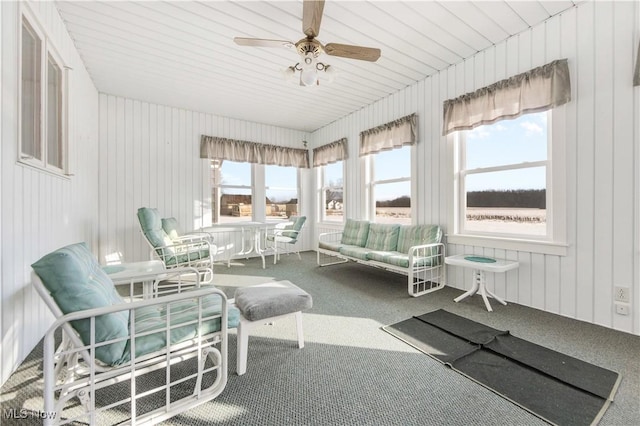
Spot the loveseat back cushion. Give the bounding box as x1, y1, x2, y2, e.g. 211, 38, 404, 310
31, 242, 129, 366
397, 225, 443, 253
161, 217, 180, 241
340, 219, 370, 247
364, 224, 401, 251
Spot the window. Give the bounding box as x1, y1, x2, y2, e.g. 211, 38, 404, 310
319, 161, 344, 222
265, 165, 298, 219
19, 8, 68, 174
457, 112, 550, 239
369, 145, 411, 224
212, 160, 253, 223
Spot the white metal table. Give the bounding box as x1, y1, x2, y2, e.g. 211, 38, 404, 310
445, 254, 519, 312
204, 221, 280, 269
103, 260, 166, 299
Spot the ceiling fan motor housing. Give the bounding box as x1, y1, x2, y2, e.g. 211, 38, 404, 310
296, 39, 323, 57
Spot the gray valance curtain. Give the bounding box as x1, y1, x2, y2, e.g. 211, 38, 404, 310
359, 113, 417, 157
634, 40, 640, 87
442, 59, 571, 136
313, 138, 348, 167
200, 135, 310, 168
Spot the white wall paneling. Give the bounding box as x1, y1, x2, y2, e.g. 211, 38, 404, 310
0, 1, 100, 386
311, 1, 640, 335
97, 95, 312, 264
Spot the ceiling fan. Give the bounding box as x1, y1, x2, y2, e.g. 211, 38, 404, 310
234, 0, 381, 86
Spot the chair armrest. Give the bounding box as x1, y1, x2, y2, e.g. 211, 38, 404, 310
318, 231, 343, 244
153, 239, 213, 257
110, 267, 203, 297
408, 242, 446, 264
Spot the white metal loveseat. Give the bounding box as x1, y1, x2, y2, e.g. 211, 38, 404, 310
32, 242, 239, 425
318, 220, 446, 297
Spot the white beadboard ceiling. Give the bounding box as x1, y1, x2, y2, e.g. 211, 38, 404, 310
55, 0, 579, 132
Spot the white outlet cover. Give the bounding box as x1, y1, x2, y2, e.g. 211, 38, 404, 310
615, 302, 630, 315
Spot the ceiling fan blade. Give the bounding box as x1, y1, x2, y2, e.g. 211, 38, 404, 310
302, 0, 325, 38
234, 37, 294, 49
324, 43, 381, 62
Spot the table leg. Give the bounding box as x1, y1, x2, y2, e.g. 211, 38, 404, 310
255, 228, 266, 269
477, 271, 494, 312
454, 270, 480, 303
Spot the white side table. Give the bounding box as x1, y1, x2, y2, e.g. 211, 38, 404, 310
445, 254, 519, 312
103, 260, 166, 298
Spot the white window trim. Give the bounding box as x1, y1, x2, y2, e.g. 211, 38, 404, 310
448, 108, 567, 256
318, 161, 345, 224
264, 164, 300, 220
366, 145, 414, 224
18, 4, 70, 177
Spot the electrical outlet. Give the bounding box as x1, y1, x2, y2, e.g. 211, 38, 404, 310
614, 286, 630, 303
615, 302, 630, 316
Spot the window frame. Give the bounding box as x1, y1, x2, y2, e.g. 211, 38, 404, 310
264, 164, 300, 219
18, 5, 69, 176
317, 160, 345, 224
448, 109, 567, 256
366, 144, 413, 224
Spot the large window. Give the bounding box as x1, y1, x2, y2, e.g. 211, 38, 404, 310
212, 160, 253, 223
319, 161, 344, 222
20, 8, 67, 174
369, 145, 411, 224
265, 165, 298, 219
457, 112, 549, 238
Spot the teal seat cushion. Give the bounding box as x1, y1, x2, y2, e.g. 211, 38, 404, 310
164, 248, 211, 266
397, 225, 442, 253
161, 217, 180, 241
31, 242, 129, 366
338, 245, 370, 261
366, 251, 438, 268
318, 241, 343, 252
123, 297, 240, 364
341, 219, 370, 247
364, 224, 400, 251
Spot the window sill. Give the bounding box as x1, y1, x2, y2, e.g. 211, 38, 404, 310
445, 233, 568, 256
17, 159, 71, 180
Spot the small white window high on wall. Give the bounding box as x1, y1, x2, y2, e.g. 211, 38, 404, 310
445, 59, 571, 254
19, 5, 69, 175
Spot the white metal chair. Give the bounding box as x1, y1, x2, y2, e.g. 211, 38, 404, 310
265, 216, 306, 264
32, 242, 239, 425
137, 207, 215, 284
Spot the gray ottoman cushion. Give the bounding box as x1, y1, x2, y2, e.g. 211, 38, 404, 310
234, 283, 312, 322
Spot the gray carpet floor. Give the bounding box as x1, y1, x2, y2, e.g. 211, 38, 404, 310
2, 251, 639, 425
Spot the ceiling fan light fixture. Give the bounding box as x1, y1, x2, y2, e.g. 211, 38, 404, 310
300, 67, 318, 86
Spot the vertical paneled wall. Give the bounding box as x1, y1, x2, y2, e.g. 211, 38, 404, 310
311, 1, 640, 335
97, 95, 312, 264
0, 1, 100, 385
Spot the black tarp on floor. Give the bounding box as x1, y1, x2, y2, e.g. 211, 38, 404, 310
383, 309, 621, 426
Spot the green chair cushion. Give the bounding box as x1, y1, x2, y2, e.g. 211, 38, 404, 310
164, 248, 211, 266
338, 245, 370, 261
161, 217, 180, 241
340, 219, 370, 247
318, 241, 343, 252
281, 216, 306, 238
397, 225, 442, 253
366, 251, 437, 268
364, 224, 400, 251
123, 297, 240, 364
138, 208, 175, 256
31, 242, 129, 366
